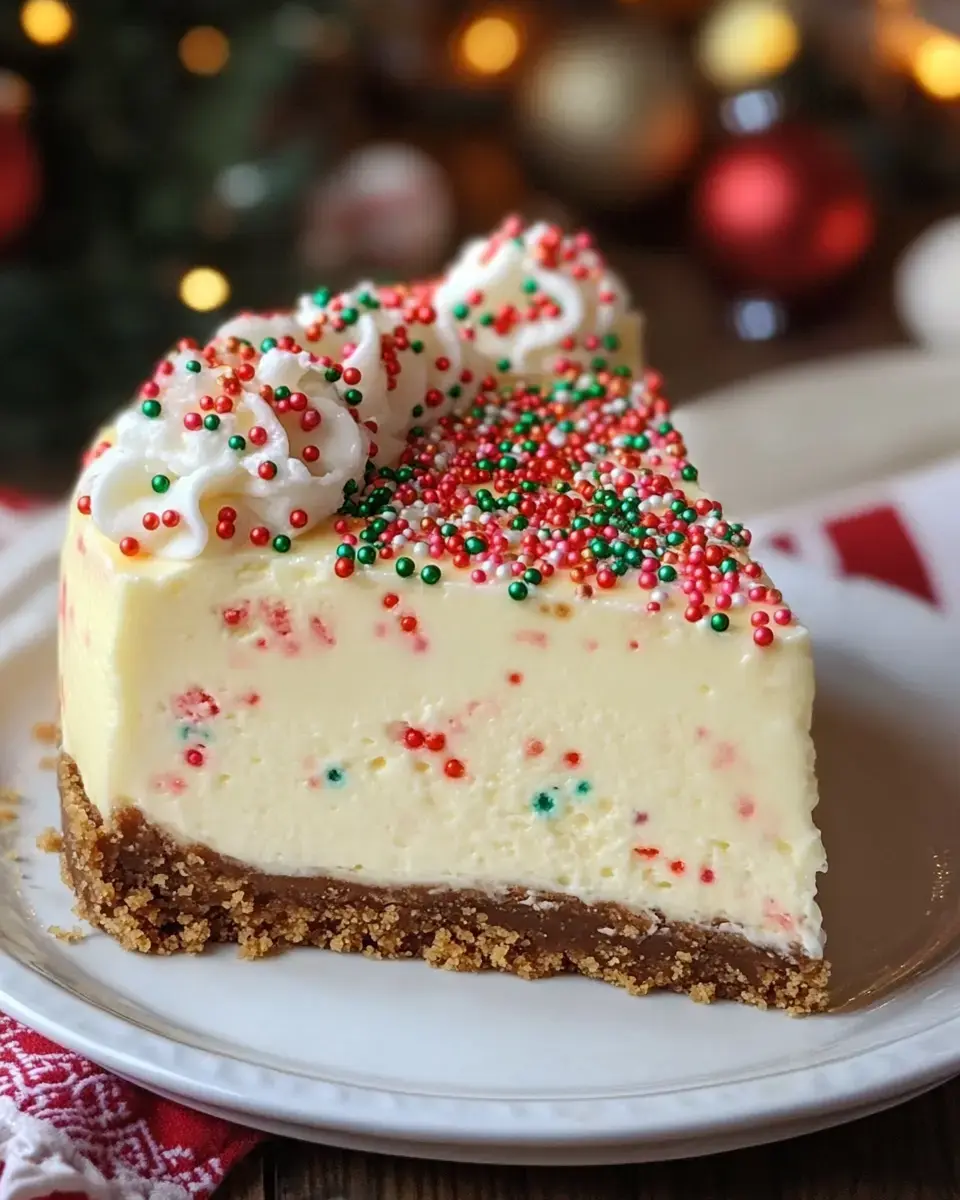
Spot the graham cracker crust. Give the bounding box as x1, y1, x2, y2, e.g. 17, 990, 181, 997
58, 754, 829, 1013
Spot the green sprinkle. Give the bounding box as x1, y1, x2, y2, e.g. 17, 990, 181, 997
478, 312, 494, 326
720, 557, 738, 574
325, 366, 342, 383
341, 307, 358, 325
453, 302, 469, 320
410, 339, 424, 353
260, 337, 277, 352
150, 474, 170, 494
275, 386, 291, 400
710, 613, 730, 632
589, 537, 611, 558
357, 545, 377, 566
666, 531, 685, 546
336, 543, 355, 560
658, 565, 677, 582
203, 413, 220, 431
228, 434, 246, 451
523, 568, 542, 586
603, 333, 620, 351
325, 765, 346, 787
185, 360, 201, 373
521, 278, 538, 294
532, 790, 556, 815
396, 556, 415, 578
508, 581, 529, 601
575, 780, 592, 795
141, 399, 161, 418
420, 564, 441, 585
465, 536, 487, 555
499, 454, 518, 471
496, 358, 511, 373
272, 534, 291, 553
344, 388, 363, 405
312, 286, 331, 306
681, 465, 699, 482
447, 384, 462, 399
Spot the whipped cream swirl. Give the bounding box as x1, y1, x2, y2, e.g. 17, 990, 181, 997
433, 218, 632, 373
78, 343, 373, 559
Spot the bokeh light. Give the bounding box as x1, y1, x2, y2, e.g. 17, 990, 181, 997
179, 267, 230, 312
911, 32, 960, 101
19, 0, 74, 47
697, 0, 800, 90
178, 26, 230, 77
0, 71, 32, 116
458, 14, 522, 78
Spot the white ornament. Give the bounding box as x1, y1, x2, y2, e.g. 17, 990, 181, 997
895, 216, 960, 351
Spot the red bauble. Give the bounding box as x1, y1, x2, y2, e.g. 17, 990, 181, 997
0, 117, 40, 246
691, 125, 874, 298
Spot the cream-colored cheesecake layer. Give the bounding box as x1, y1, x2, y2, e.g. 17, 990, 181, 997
60, 509, 825, 958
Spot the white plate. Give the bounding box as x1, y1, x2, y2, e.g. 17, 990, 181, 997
0, 552, 958, 1164
680, 347, 960, 516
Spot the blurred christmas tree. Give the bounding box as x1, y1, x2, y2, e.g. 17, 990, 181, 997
0, 0, 355, 486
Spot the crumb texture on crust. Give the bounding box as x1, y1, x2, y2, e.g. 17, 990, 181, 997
58, 755, 829, 1013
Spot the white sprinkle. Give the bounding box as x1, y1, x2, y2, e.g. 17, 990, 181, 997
495, 564, 512, 580
651, 588, 669, 604
412, 542, 429, 559
731, 592, 747, 608
463, 505, 481, 522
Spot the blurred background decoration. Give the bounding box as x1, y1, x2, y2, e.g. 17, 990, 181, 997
2, 0, 960, 486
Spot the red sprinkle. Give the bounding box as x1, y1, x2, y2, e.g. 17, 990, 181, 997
119, 537, 139, 557
444, 758, 466, 779
753, 626, 775, 648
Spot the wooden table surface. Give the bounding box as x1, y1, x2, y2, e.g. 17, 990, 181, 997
204, 211, 954, 1199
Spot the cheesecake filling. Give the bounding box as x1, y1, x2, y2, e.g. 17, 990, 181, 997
60, 514, 824, 961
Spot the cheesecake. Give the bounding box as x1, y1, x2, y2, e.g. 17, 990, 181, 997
57, 223, 828, 1013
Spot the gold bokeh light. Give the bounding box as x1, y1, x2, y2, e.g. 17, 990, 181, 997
20, 0, 74, 47
178, 26, 230, 76
458, 14, 522, 78
697, 0, 800, 89
179, 267, 231, 313
912, 32, 960, 100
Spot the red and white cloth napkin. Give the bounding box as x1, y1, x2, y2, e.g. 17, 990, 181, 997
0, 452, 956, 1199
746, 453, 960, 612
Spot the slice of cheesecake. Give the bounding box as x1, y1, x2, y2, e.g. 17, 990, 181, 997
58, 233, 827, 1013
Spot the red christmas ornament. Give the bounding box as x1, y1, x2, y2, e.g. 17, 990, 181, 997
0, 117, 41, 246
691, 124, 874, 298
